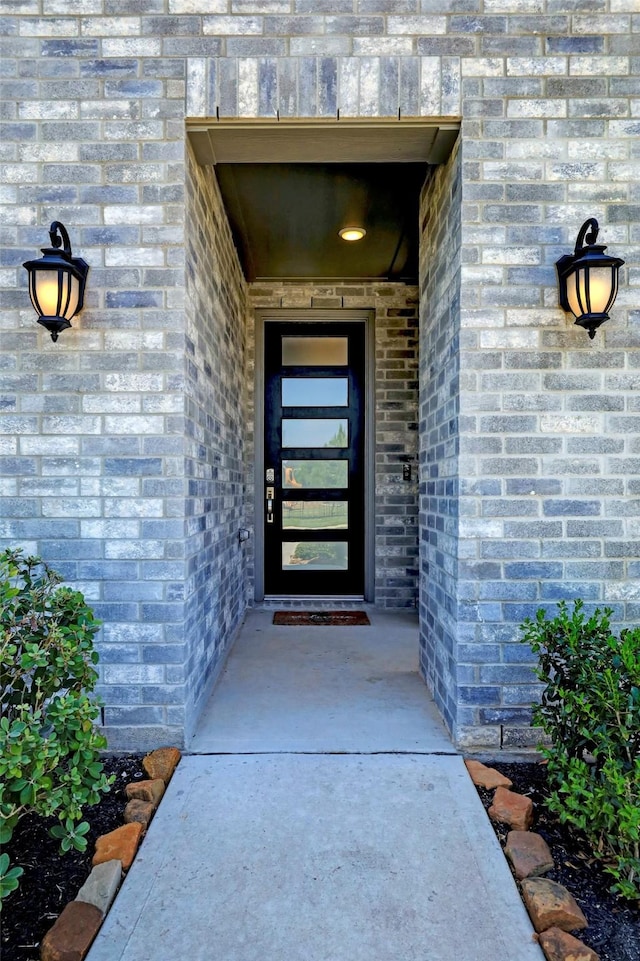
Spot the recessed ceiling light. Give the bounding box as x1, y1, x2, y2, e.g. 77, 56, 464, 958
338, 226, 366, 242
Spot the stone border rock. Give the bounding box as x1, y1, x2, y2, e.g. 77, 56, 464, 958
40, 747, 181, 961
465, 760, 600, 961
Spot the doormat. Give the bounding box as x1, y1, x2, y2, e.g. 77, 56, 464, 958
273, 611, 370, 626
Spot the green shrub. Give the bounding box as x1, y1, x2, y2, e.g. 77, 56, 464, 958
521, 600, 640, 899
0, 549, 113, 906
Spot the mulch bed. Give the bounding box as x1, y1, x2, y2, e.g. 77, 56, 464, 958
1, 754, 145, 961
474, 762, 640, 961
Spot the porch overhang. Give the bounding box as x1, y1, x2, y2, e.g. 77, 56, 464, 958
185, 119, 460, 283
186, 118, 460, 167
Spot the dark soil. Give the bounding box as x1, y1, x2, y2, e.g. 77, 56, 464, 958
475, 762, 640, 961
2, 756, 638, 961
1, 754, 145, 961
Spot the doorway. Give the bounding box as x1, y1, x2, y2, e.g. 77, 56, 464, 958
255, 309, 375, 601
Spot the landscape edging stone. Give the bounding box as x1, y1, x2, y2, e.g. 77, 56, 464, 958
38, 747, 181, 961
464, 759, 601, 961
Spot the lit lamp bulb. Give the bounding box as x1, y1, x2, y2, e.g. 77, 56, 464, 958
338, 226, 366, 242
566, 266, 614, 319
29, 270, 81, 320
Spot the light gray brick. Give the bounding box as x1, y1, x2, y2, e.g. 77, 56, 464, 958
103, 664, 165, 685
102, 38, 162, 57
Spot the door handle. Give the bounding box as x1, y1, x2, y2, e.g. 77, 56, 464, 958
266, 485, 274, 524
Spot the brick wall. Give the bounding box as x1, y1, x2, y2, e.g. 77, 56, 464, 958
454, 17, 640, 750
419, 140, 462, 739
1, 2, 638, 750
183, 140, 250, 739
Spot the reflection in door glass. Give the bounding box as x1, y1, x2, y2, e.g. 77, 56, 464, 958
282, 378, 348, 408
282, 501, 348, 530
282, 541, 348, 570
282, 337, 348, 366
282, 419, 348, 448
283, 461, 348, 489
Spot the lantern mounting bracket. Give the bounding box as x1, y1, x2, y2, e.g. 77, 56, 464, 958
48, 220, 72, 255
574, 217, 599, 253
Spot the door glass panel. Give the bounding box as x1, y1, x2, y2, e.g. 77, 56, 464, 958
282, 378, 348, 408
282, 501, 348, 530
283, 460, 348, 489
282, 541, 348, 570
282, 337, 348, 366
282, 419, 348, 448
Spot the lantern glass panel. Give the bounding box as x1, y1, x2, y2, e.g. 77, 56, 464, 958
566, 269, 583, 318
65, 274, 81, 319
31, 269, 60, 317
587, 266, 614, 315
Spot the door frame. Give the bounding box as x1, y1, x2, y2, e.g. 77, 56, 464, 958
254, 308, 376, 603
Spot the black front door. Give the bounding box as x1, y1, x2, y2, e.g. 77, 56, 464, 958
264, 321, 365, 596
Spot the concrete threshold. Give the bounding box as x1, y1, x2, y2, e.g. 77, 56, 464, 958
189, 609, 454, 755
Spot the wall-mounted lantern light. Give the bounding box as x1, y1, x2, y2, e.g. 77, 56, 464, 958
556, 218, 624, 340
23, 221, 89, 342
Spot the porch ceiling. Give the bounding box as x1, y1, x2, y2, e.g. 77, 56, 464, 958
186, 119, 459, 284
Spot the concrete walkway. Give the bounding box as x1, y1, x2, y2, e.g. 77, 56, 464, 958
88, 610, 543, 961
